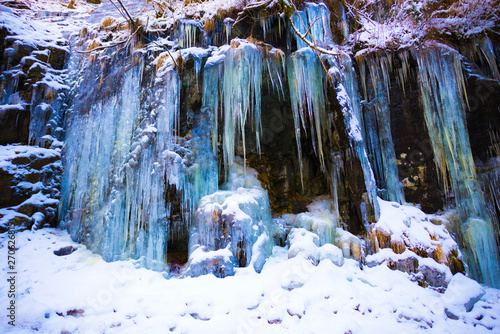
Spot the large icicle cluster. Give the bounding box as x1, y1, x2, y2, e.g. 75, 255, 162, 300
357, 54, 405, 204
414, 45, 500, 288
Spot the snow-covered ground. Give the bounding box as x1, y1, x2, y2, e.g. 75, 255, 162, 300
1, 228, 499, 334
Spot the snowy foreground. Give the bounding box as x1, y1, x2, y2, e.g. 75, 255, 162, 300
1, 229, 499, 334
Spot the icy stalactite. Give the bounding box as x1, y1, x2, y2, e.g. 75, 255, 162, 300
358, 54, 405, 204
287, 47, 329, 182
177, 19, 201, 49
291, 2, 333, 49
202, 46, 227, 155
264, 48, 286, 99
414, 46, 500, 287
462, 37, 500, 82
222, 40, 263, 170
223, 18, 234, 45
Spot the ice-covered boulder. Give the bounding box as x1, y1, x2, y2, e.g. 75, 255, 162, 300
187, 162, 272, 277
184, 246, 235, 278
288, 228, 320, 265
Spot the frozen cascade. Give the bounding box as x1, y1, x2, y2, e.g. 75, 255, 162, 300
414, 46, 500, 287
60, 64, 145, 261
60, 54, 184, 270
291, 2, 333, 49
222, 40, 263, 170
357, 54, 405, 204
329, 55, 381, 219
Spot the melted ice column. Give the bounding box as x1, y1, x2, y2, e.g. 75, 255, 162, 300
415, 46, 500, 287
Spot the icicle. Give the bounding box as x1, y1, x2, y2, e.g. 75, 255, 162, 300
178, 19, 201, 49
287, 48, 328, 184
414, 46, 500, 287
340, 5, 349, 40
224, 18, 234, 45
330, 152, 342, 218
264, 48, 285, 99
202, 47, 227, 154
222, 40, 263, 170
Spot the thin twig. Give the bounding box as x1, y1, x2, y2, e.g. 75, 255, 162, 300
115, 0, 137, 28
76, 26, 141, 53
288, 16, 339, 55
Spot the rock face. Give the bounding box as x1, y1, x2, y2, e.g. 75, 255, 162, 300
0, 11, 66, 233
0, 145, 61, 232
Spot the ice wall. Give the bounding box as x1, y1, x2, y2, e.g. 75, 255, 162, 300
55, 2, 500, 285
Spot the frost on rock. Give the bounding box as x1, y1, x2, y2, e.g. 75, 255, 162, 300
188, 160, 272, 277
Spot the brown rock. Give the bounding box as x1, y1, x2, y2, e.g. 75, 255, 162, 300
0, 104, 29, 145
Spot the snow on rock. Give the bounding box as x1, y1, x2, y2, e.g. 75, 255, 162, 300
288, 228, 320, 265
2, 228, 500, 333
0, 145, 61, 232
367, 248, 453, 289
369, 198, 464, 276
287, 228, 344, 267
442, 273, 486, 319
318, 243, 344, 267
185, 245, 235, 278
